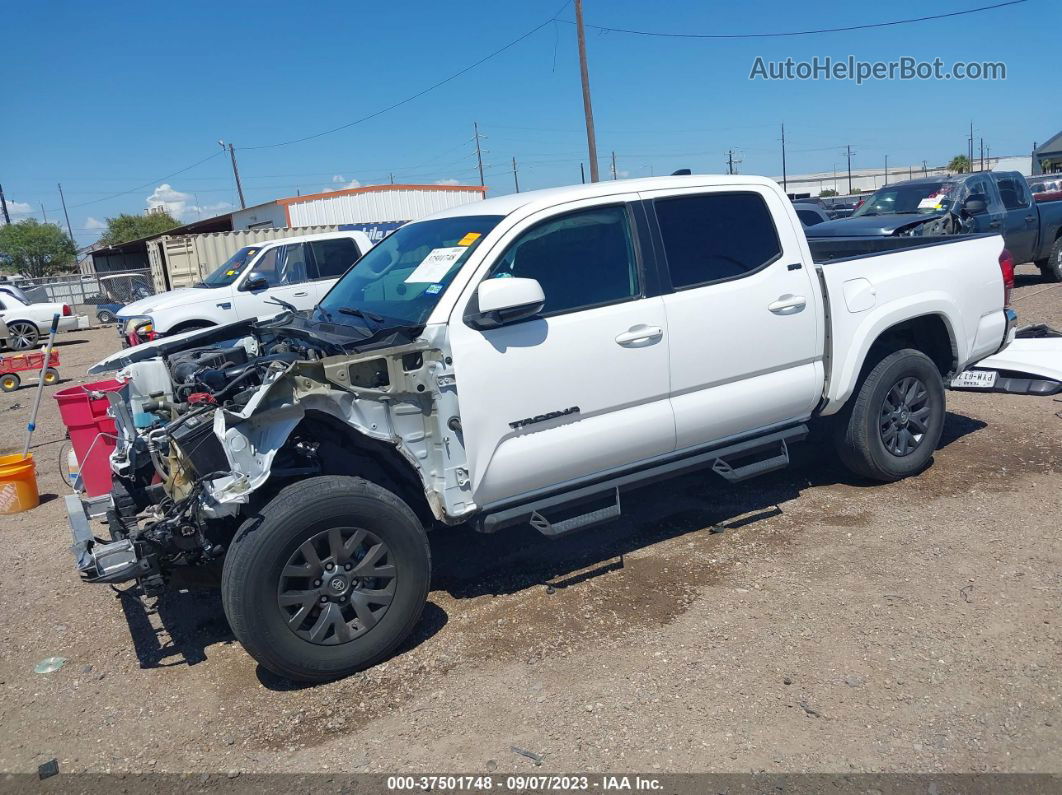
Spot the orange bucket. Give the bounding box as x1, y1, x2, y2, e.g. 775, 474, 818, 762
0, 453, 39, 514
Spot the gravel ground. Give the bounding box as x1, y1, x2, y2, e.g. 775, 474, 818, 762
0, 266, 1059, 775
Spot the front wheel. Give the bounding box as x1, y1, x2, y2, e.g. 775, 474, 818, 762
221, 476, 431, 682
834, 348, 946, 482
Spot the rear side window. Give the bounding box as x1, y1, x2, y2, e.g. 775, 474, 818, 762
654, 192, 782, 289
796, 208, 824, 226
996, 177, 1031, 210
310, 238, 361, 279
489, 205, 639, 315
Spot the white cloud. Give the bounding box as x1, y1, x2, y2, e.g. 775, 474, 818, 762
433, 178, 462, 186
325, 174, 362, 192
145, 183, 233, 222
3, 199, 33, 217
84, 216, 106, 230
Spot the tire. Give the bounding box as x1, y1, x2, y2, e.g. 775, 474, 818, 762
6, 321, 39, 350
1038, 237, 1062, 283
96, 310, 115, 324
43, 367, 60, 385
834, 348, 946, 482
221, 475, 430, 682
1, 374, 20, 393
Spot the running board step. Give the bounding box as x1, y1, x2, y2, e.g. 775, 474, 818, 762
712, 439, 791, 483
530, 488, 621, 538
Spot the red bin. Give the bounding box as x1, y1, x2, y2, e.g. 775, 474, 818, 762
54, 380, 124, 497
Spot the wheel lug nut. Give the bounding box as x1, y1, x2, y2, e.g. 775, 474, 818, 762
313, 579, 321, 587
319, 595, 328, 603
325, 562, 334, 571
344, 563, 352, 571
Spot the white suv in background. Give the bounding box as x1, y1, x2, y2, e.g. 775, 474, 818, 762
117, 231, 374, 343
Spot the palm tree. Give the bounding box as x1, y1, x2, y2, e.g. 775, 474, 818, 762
948, 155, 971, 174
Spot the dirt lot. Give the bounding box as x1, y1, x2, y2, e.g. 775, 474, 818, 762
0, 267, 1059, 776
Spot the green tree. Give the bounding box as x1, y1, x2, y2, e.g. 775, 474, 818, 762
99, 211, 181, 246
819, 188, 839, 197
0, 219, 77, 278
948, 155, 971, 174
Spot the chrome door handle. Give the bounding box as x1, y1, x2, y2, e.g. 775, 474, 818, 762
292, 291, 308, 297
615, 324, 663, 346
768, 295, 807, 315
989, 220, 1001, 228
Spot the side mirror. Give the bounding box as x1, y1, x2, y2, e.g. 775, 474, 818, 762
963, 195, 988, 216
242, 274, 270, 292
469, 277, 545, 329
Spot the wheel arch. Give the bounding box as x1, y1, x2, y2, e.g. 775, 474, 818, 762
167, 318, 217, 335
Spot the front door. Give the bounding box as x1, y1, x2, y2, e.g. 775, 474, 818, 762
995, 176, 1039, 264
642, 185, 824, 450
447, 200, 675, 507
233, 242, 314, 319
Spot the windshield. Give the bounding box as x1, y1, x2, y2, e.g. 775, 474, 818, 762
196, 246, 262, 288
318, 215, 503, 329
851, 182, 959, 217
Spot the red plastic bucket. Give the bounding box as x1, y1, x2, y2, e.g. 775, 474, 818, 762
54, 379, 124, 497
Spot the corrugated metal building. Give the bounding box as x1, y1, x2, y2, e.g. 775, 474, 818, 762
231, 184, 487, 231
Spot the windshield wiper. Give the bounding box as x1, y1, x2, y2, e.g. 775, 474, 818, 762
265, 296, 297, 313
337, 306, 384, 327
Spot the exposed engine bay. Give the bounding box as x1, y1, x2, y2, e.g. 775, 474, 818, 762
78, 314, 472, 594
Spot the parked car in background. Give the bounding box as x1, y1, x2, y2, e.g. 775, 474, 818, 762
0, 291, 82, 350
805, 172, 1062, 281
116, 230, 373, 344
1026, 175, 1062, 194
76, 175, 1013, 681
95, 303, 123, 324
792, 201, 832, 226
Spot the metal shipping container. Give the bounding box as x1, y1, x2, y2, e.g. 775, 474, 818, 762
283, 185, 486, 228
146, 225, 339, 291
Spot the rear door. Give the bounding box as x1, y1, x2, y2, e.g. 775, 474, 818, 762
446, 197, 675, 506
995, 175, 1039, 263
641, 185, 824, 451
307, 236, 364, 304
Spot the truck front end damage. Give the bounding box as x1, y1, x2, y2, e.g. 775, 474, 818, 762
67, 315, 472, 597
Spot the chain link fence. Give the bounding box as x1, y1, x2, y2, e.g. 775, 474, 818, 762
11, 270, 156, 321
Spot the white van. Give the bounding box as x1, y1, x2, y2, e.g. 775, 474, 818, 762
117, 230, 373, 343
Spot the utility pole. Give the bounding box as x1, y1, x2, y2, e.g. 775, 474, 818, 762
574, 0, 600, 182
980, 138, 985, 172
780, 123, 787, 194
41, 203, 48, 223
0, 184, 10, 225
57, 183, 75, 243
580, 162, 586, 184
922, 160, 929, 177
726, 150, 734, 175
884, 154, 888, 186
512, 156, 520, 193
389, 173, 395, 185
986, 144, 991, 168
610, 151, 617, 180
473, 122, 485, 187
845, 145, 854, 194
909, 164, 913, 180
968, 120, 974, 166
219, 141, 246, 209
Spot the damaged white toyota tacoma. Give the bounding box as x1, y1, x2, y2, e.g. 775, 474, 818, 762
68, 175, 1015, 681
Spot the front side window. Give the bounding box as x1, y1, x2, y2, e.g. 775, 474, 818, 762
488, 206, 638, 316
311, 238, 361, 279
654, 192, 782, 288
197, 246, 261, 288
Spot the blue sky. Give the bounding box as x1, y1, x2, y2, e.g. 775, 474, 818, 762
2, 0, 1057, 245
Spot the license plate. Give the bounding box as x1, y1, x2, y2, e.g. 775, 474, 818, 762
951, 369, 998, 389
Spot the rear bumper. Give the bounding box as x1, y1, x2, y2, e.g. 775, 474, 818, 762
65, 494, 144, 584
999, 307, 1018, 353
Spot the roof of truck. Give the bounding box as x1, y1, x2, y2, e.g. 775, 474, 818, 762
425, 174, 778, 220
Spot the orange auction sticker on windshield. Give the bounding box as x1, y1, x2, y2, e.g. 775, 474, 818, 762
457, 232, 481, 246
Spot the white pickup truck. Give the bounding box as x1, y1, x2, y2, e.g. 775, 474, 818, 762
116, 230, 373, 343
69, 175, 1014, 681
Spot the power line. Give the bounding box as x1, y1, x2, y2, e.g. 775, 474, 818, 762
560, 0, 1026, 39
243, 3, 572, 151
61, 150, 226, 211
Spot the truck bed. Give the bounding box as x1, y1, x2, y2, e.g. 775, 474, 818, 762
808, 233, 999, 264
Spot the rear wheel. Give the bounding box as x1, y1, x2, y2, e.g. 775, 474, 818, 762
43, 367, 60, 385
96, 309, 116, 324
221, 475, 430, 682
0, 374, 20, 393
6, 321, 39, 350
1038, 237, 1062, 282
834, 348, 946, 482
